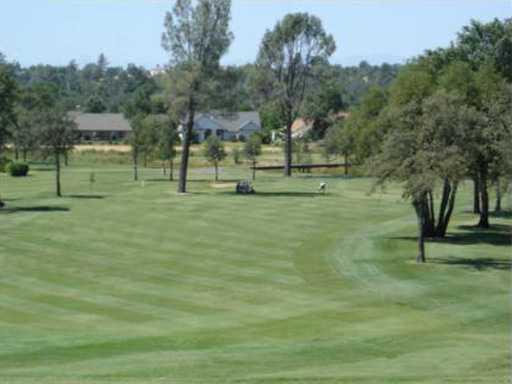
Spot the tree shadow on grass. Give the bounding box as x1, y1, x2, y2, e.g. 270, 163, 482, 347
447, 224, 511, 246
429, 257, 511, 271
2, 197, 22, 202
457, 223, 510, 232
490, 210, 512, 219
462, 209, 512, 219
66, 195, 106, 199
0, 206, 70, 214
393, 225, 511, 247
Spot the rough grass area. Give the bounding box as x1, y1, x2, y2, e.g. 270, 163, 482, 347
0, 162, 510, 383
73, 142, 291, 155
70, 143, 326, 168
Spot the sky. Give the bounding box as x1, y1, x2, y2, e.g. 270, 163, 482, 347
0, 1, 510, 69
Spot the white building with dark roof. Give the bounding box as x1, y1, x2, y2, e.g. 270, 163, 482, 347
179, 111, 262, 142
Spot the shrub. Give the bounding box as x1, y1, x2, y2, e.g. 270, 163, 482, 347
0, 157, 11, 173
233, 147, 241, 165
9, 161, 29, 177
254, 130, 272, 144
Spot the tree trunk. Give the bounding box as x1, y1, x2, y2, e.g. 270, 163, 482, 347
284, 119, 293, 177
420, 190, 435, 238
413, 198, 426, 263
178, 98, 195, 193
14, 145, 19, 160
252, 162, 256, 181
22, 148, 27, 162
215, 163, 218, 181
436, 181, 458, 237
473, 176, 481, 214
169, 158, 173, 181
283, 103, 293, 178
55, 152, 61, 197
0, 148, 4, 206
495, 179, 502, 212
344, 154, 348, 175
64, 151, 69, 166
435, 181, 450, 237
133, 155, 138, 181
443, 182, 458, 231
477, 163, 490, 228
427, 189, 436, 235
162, 162, 166, 176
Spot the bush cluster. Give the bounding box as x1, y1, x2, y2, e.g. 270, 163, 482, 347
9, 161, 30, 177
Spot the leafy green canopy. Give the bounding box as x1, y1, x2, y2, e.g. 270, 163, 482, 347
457, 18, 512, 81
162, 0, 232, 70
38, 108, 77, 159
204, 136, 227, 164
204, 135, 227, 181
161, 0, 235, 115
244, 135, 262, 163
0, 66, 18, 153
255, 12, 335, 176
161, 0, 234, 192
256, 13, 336, 120
361, 19, 512, 259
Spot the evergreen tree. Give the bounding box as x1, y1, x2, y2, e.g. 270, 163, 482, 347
255, 13, 335, 176
162, 0, 233, 193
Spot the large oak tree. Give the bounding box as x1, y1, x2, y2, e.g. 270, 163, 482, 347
370, 90, 469, 262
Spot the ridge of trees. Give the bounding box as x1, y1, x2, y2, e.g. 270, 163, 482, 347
322, 17, 511, 262
0, 55, 402, 124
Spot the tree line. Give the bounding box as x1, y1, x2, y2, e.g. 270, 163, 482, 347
0, 51, 398, 125
1, 53, 160, 114
0, 66, 77, 200
322, 18, 511, 262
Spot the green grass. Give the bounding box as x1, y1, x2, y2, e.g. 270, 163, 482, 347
67, 142, 327, 168
0, 162, 510, 383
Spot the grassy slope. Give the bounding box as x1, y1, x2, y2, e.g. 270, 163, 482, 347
0, 162, 510, 383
